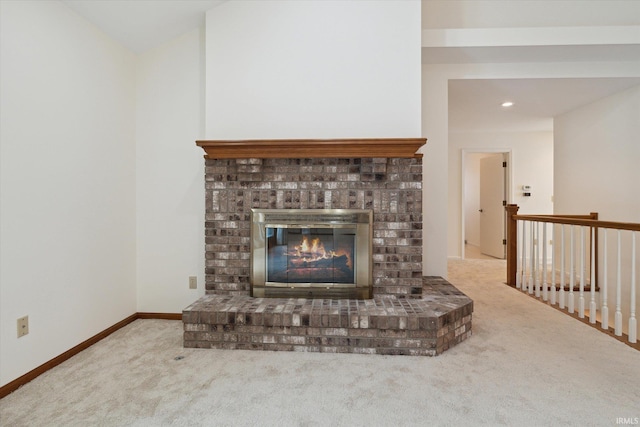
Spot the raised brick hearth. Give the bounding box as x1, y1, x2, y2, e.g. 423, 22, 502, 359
184, 139, 473, 356
183, 276, 473, 355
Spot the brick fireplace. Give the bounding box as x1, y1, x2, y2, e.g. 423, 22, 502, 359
203, 155, 422, 298
183, 139, 473, 355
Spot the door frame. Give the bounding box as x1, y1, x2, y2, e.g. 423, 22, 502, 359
461, 148, 513, 260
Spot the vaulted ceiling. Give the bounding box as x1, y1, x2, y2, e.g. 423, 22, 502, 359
62, 0, 224, 53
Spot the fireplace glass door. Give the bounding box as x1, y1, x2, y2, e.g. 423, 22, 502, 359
250, 209, 372, 299
266, 227, 356, 285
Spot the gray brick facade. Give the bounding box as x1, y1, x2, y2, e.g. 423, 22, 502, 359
204, 157, 423, 298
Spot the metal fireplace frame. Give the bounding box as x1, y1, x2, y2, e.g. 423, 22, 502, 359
250, 208, 373, 299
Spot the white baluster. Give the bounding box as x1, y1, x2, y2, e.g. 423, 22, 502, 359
528, 221, 535, 294
522, 220, 527, 290
516, 219, 522, 289
542, 222, 548, 301
602, 230, 609, 330
578, 226, 585, 318
559, 224, 566, 309
568, 225, 575, 314
615, 230, 622, 336
589, 226, 597, 324
629, 231, 637, 343
535, 221, 541, 298
550, 223, 557, 305
522, 220, 528, 292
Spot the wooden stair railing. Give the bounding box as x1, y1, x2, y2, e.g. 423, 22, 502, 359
506, 205, 598, 287
505, 204, 640, 348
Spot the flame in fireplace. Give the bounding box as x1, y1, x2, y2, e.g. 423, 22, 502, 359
289, 236, 352, 268
297, 237, 326, 256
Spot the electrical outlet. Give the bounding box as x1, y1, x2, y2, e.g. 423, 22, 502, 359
189, 276, 197, 289
17, 316, 29, 338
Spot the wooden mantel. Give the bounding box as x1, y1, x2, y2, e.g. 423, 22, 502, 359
196, 138, 426, 159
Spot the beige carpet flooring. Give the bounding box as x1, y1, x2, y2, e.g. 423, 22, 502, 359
1, 259, 639, 426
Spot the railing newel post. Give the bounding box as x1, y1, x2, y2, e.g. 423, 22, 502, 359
505, 204, 520, 287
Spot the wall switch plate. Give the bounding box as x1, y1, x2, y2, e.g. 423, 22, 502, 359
189, 276, 197, 289
17, 316, 29, 338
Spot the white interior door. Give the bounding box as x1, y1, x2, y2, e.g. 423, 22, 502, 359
479, 154, 506, 259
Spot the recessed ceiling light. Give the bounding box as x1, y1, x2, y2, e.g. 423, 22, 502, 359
501, 101, 514, 107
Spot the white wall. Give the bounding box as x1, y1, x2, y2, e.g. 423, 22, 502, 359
555, 86, 640, 221
135, 29, 206, 313
0, 1, 137, 386
448, 131, 554, 258
422, 67, 449, 275
555, 86, 640, 330
205, 0, 422, 139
